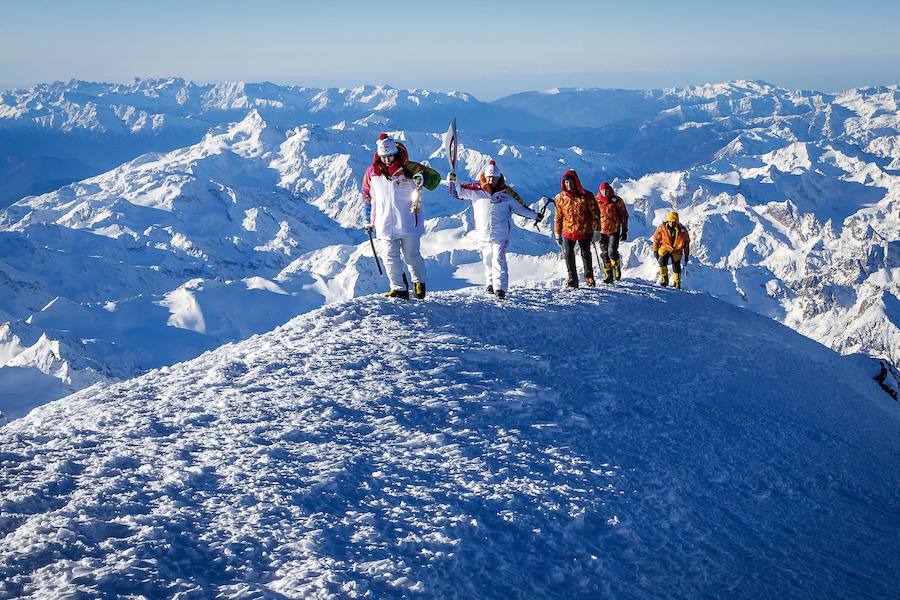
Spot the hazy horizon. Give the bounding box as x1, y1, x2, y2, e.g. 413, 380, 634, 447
2, 70, 898, 103
2, 0, 898, 100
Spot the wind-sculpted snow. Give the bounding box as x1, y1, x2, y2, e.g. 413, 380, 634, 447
1, 286, 898, 598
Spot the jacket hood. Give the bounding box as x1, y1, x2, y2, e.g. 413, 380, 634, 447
560, 169, 588, 196
597, 181, 615, 202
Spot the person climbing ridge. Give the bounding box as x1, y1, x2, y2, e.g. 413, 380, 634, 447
362, 133, 441, 299
652, 211, 691, 289
554, 170, 600, 288
448, 160, 541, 299
594, 181, 629, 283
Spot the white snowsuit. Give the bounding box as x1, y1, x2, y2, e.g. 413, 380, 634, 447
368, 171, 427, 290
455, 183, 537, 292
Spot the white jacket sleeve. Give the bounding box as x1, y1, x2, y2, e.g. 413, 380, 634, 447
509, 198, 538, 219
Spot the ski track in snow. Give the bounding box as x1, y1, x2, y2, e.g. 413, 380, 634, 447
1, 284, 898, 599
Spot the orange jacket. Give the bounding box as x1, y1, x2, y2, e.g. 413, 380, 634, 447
595, 182, 628, 235
554, 170, 599, 241
653, 222, 690, 259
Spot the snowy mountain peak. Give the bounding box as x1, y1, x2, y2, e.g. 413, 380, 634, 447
118, 77, 192, 94
763, 141, 814, 173
1, 286, 897, 597
200, 108, 283, 158
678, 79, 780, 97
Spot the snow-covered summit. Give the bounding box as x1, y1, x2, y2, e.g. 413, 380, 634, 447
1, 285, 897, 597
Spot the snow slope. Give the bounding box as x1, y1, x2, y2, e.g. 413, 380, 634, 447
1, 285, 898, 598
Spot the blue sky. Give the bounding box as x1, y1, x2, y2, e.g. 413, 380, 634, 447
2, 0, 898, 98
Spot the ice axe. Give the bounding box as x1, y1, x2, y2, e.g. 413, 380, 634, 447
535, 195, 554, 230
367, 228, 383, 276
535, 196, 563, 260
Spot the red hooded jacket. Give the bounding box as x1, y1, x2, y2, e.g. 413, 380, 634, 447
595, 182, 629, 236
554, 170, 600, 240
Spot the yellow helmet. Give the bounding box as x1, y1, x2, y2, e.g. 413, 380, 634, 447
666, 211, 680, 223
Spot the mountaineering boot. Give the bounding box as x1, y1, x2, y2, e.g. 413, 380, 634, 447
486, 284, 494, 294
585, 276, 596, 287
386, 289, 410, 300
496, 289, 506, 299
612, 259, 622, 280
602, 260, 614, 284
659, 265, 669, 287
565, 278, 579, 289
414, 282, 426, 300
673, 272, 682, 290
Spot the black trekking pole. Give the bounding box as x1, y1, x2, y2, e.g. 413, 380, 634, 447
367, 229, 383, 276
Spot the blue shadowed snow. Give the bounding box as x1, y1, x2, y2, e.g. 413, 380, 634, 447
0, 284, 898, 598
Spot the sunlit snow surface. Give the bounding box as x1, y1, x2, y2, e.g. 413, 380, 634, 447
1, 286, 897, 598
